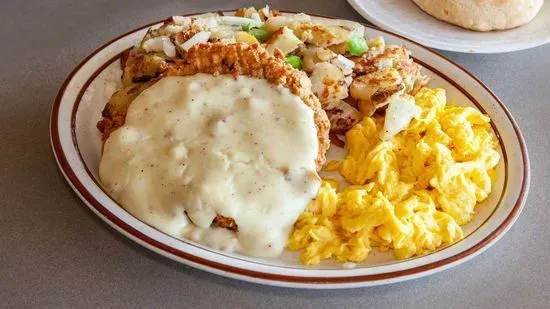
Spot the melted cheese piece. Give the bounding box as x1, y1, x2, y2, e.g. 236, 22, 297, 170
99, 74, 321, 257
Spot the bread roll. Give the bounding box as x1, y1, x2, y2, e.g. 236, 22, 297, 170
412, 0, 544, 31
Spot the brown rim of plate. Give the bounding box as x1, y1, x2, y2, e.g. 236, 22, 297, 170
49, 10, 529, 285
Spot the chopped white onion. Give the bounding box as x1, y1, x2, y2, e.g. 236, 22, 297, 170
195, 16, 219, 30
206, 17, 219, 29
381, 94, 422, 141
164, 24, 185, 34
349, 25, 365, 39
142, 36, 167, 52
264, 16, 290, 31
179, 31, 211, 51
172, 15, 191, 26
404, 74, 415, 92
332, 54, 355, 75
250, 12, 262, 23
344, 75, 353, 86
264, 14, 312, 32
219, 16, 262, 27
210, 25, 237, 40
162, 37, 176, 57
262, 5, 270, 17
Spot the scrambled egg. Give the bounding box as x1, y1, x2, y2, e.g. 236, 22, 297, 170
288, 88, 500, 265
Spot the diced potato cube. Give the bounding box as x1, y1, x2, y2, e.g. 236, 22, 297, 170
265, 26, 303, 56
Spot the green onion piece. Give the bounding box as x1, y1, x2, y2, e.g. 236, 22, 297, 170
249, 26, 272, 42
285, 55, 302, 70
347, 37, 368, 56
242, 23, 253, 32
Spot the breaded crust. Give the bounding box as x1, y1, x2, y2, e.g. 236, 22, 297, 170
99, 42, 330, 169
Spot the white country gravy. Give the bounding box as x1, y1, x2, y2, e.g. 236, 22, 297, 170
99, 74, 321, 257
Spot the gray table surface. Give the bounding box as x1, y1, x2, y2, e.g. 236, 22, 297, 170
1, 0, 549, 308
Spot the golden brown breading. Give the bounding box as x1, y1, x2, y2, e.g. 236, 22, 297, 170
162, 42, 330, 169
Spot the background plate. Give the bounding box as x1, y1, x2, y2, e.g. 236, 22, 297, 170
347, 0, 550, 53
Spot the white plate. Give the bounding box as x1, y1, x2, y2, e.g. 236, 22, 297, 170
50, 11, 529, 288
347, 0, 550, 53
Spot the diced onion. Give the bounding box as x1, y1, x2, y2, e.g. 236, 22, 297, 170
194, 16, 219, 30
349, 26, 365, 39
344, 75, 353, 86
179, 31, 211, 51
164, 24, 185, 34
219, 16, 262, 27
162, 37, 176, 57
142, 36, 166, 52
210, 25, 237, 40
264, 16, 290, 31
172, 15, 191, 26
206, 17, 219, 29
250, 12, 262, 22
262, 5, 270, 17
381, 94, 422, 141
